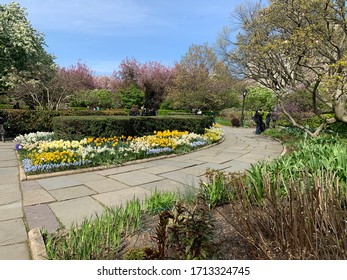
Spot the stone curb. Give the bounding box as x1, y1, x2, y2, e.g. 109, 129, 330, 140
28, 228, 48, 260
280, 144, 287, 156
19, 138, 225, 181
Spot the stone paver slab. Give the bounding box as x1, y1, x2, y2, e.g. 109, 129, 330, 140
194, 154, 245, 164
140, 179, 187, 194
84, 178, 130, 193
0, 183, 21, 206
160, 171, 201, 187
22, 188, 56, 206
0, 202, 23, 221
215, 150, 248, 158
223, 160, 252, 172
0, 152, 17, 161
0, 159, 18, 167
109, 171, 163, 187
36, 176, 82, 191
0, 166, 18, 176
49, 196, 104, 227
180, 165, 211, 176
159, 158, 197, 168
142, 164, 183, 175
0, 219, 27, 246
266, 143, 283, 152
67, 172, 106, 183
21, 180, 43, 191
49, 185, 96, 201
191, 162, 232, 173
93, 186, 151, 208
0, 171, 19, 184
24, 204, 60, 233
237, 154, 268, 163
0, 243, 30, 260
96, 164, 145, 176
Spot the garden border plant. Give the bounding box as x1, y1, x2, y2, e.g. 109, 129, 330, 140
39, 184, 214, 260
52, 115, 213, 140
0, 108, 128, 137
15, 124, 223, 179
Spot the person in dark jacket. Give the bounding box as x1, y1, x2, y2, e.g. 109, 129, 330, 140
129, 105, 139, 116
265, 111, 271, 129
253, 109, 264, 135
0, 117, 5, 142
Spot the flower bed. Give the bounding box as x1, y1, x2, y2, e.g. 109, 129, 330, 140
15, 125, 223, 175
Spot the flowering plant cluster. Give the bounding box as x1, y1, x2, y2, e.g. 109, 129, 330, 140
15, 125, 223, 175
14, 132, 55, 146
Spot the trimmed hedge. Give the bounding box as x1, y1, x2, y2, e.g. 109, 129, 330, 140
52, 115, 214, 140
0, 109, 128, 137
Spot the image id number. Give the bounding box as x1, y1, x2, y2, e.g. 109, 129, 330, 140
191, 266, 250, 276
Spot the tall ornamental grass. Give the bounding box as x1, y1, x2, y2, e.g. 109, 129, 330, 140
246, 136, 347, 202
44, 198, 142, 260
227, 170, 347, 259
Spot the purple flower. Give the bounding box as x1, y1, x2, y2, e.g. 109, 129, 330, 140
15, 143, 22, 151
146, 147, 172, 155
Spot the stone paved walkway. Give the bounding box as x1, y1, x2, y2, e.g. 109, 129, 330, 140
0, 127, 283, 259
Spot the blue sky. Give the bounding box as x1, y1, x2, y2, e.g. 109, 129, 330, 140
2, 0, 245, 75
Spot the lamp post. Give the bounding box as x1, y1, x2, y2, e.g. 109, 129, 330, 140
240, 90, 248, 127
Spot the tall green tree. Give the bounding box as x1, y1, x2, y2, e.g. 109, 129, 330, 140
0, 2, 55, 92
119, 85, 144, 109
167, 43, 239, 111
218, 0, 347, 136
245, 85, 276, 111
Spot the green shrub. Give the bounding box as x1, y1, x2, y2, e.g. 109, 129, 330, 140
199, 169, 238, 208
143, 190, 178, 215
302, 114, 324, 129
0, 109, 59, 137
219, 108, 240, 120
327, 121, 347, 136
69, 89, 120, 109
0, 109, 127, 137
52, 115, 214, 140
157, 109, 191, 116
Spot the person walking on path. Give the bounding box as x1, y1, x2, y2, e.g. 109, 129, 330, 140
253, 109, 264, 135
266, 111, 271, 129
0, 116, 5, 142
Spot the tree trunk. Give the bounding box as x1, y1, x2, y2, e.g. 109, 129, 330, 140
333, 93, 347, 123
278, 100, 336, 137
